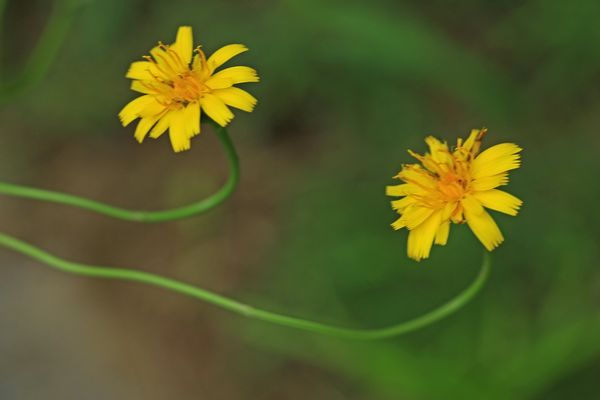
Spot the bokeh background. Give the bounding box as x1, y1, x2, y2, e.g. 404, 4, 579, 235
1, 0, 599, 399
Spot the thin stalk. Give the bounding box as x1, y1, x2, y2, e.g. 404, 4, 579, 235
0, 231, 491, 340
0, 125, 240, 222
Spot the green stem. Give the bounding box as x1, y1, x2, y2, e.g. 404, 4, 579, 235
0, 125, 239, 222
0, 231, 490, 339
0, 0, 83, 103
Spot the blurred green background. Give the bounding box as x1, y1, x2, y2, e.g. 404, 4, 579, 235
1, 0, 599, 399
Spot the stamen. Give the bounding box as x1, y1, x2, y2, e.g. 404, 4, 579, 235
471, 128, 487, 156
166, 46, 188, 71
153, 52, 178, 76
197, 47, 208, 68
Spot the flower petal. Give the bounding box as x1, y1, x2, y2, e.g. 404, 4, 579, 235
425, 136, 452, 164
201, 93, 234, 127
400, 205, 435, 230
471, 173, 509, 191
397, 165, 436, 189
472, 189, 522, 216
134, 116, 159, 143
391, 196, 417, 212
171, 26, 193, 66
463, 195, 504, 251
207, 44, 248, 72
168, 108, 191, 152
149, 111, 173, 139
471, 143, 522, 179
391, 217, 406, 231
434, 220, 450, 245
407, 210, 443, 261
126, 61, 162, 80
212, 87, 257, 112
386, 183, 419, 197
130, 80, 154, 94
183, 102, 201, 137
462, 129, 481, 152
119, 95, 155, 126
206, 66, 259, 89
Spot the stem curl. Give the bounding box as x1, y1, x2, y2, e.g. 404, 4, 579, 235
0, 231, 490, 340
0, 126, 239, 222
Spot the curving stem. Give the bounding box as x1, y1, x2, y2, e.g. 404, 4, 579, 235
0, 125, 240, 222
0, 231, 491, 340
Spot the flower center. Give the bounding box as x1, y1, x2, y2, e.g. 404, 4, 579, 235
168, 71, 209, 104
144, 44, 211, 107
437, 172, 467, 202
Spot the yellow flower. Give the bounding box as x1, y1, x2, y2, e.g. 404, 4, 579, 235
119, 26, 259, 152
386, 129, 522, 261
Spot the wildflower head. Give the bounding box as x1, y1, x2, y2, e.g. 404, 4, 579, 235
386, 129, 522, 261
119, 26, 259, 152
